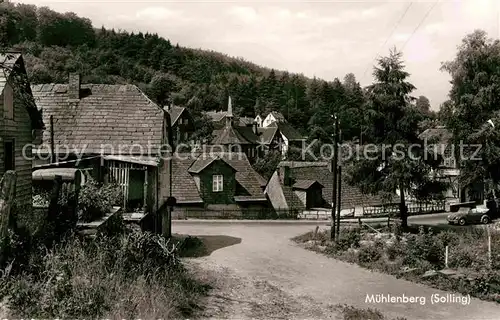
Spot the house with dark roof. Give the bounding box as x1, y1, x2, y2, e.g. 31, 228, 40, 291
0, 53, 44, 212
211, 98, 305, 160
260, 111, 286, 127
31, 73, 173, 214
164, 104, 194, 145
265, 161, 389, 217
204, 110, 254, 129
169, 151, 270, 218
419, 125, 482, 203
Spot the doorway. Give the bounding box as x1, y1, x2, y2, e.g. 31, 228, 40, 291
128, 169, 145, 211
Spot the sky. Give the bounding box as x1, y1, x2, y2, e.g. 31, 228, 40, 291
15, 0, 500, 110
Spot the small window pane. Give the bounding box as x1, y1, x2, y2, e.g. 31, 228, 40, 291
212, 175, 223, 192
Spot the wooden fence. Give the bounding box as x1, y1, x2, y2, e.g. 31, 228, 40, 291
362, 200, 446, 217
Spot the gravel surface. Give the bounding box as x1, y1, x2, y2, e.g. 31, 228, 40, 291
175, 222, 500, 320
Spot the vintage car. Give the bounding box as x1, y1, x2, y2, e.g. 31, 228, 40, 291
447, 207, 491, 225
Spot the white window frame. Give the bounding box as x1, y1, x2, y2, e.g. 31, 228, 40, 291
212, 175, 223, 192
4, 82, 14, 120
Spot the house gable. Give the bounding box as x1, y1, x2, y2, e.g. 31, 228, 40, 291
191, 158, 237, 205
31, 80, 166, 156
0, 53, 44, 212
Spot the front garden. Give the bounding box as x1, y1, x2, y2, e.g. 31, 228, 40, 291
293, 224, 500, 303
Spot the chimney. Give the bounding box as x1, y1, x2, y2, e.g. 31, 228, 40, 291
279, 165, 292, 186
225, 96, 234, 127
68, 73, 81, 100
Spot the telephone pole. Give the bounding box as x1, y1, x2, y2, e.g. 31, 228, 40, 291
330, 115, 339, 240
336, 161, 342, 238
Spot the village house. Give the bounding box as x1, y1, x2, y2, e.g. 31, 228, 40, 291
211, 98, 304, 160
419, 125, 484, 203
164, 103, 195, 145
204, 109, 254, 129
169, 151, 269, 218
265, 161, 389, 218
31, 73, 174, 214
0, 53, 44, 213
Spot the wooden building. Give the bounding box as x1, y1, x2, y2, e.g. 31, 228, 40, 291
31, 73, 172, 213
0, 53, 44, 212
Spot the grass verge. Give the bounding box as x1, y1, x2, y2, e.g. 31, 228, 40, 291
1, 228, 210, 318
293, 225, 500, 303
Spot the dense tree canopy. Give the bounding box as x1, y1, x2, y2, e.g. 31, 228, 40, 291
0, 2, 384, 144
441, 30, 500, 196
346, 49, 445, 228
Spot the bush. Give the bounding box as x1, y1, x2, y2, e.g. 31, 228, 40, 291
336, 228, 361, 252
404, 227, 444, 269
1, 229, 207, 319
78, 178, 122, 222
358, 242, 382, 265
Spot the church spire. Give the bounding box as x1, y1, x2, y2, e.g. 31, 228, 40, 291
226, 96, 233, 127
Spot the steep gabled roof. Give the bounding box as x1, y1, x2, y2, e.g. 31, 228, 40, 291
269, 161, 389, 210
257, 126, 278, 144
269, 111, 286, 122
293, 179, 323, 190
165, 105, 186, 125
205, 110, 227, 122
212, 125, 254, 145
277, 122, 304, 141
188, 156, 235, 174
172, 156, 204, 203
31, 83, 165, 154
172, 152, 265, 203
1, 53, 44, 129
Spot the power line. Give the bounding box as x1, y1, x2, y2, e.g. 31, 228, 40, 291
401, 0, 440, 52
362, 2, 413, 81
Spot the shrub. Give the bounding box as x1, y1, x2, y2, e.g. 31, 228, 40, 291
78, 179, 122, 222
358, 242, 382, 265
2, 229, 207, 319
404, 228, 444, 269
336, 228, 361, 252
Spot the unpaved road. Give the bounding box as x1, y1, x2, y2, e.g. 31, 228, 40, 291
175, 221, 500, 320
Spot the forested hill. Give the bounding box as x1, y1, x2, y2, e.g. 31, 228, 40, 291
0, 2, 429, 142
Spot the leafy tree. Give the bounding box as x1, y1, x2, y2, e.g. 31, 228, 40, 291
416, 95, 431, 114
343, 73, 358, 91
346, 49, 445, 229
146, 73, 177, 107
252, 151, 282, 181
441, 30, 500, 196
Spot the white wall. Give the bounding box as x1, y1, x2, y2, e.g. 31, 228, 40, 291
263, 113, 276, 127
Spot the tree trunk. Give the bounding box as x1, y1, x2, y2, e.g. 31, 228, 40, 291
0, 171, 17, 244
399, 184, 408, 230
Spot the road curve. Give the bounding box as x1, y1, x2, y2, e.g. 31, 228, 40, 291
175, 221, 500, 320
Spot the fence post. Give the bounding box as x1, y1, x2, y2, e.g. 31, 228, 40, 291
445, 245, 449, 269
358, 217, 362, 228
487, 226, 492, 269
0, 171, 16, 246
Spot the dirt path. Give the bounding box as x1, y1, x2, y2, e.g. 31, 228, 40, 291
187, 258, 342, 319
176, 222, 500, 320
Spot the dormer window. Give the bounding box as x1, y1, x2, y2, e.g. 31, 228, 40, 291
213, 175, 223, 192
4, 82, 13, 120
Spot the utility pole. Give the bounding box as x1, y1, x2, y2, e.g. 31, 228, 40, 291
336, 162, 342, 239
330, 115, 339, 241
